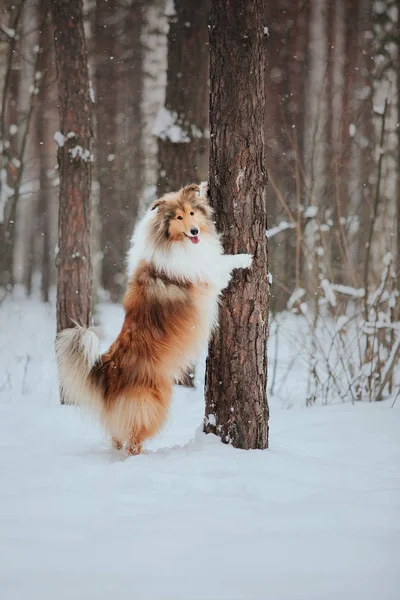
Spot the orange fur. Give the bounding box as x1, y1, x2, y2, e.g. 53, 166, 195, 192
58, 185, 220, 455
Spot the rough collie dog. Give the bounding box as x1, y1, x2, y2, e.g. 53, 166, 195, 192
55, 183, 252, 455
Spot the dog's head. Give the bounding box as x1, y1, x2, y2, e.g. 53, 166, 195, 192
149, 184, 214, 248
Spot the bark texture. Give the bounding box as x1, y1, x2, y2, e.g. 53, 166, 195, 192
51, 0, 93, 334
0, 1, 24, 289
204, 0, 269, 449
156, 0, 209, 197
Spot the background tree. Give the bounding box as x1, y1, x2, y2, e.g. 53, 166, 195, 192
0, 0, 398, 404
35, 1, 56, 302
51, 0, 93, 340
156, 0, 209, 198
95, 0, 119, 301
95, 0, 143, 302
265, 0, 310, 311
0, 0, 26, 290
155, 0, 209, 386
204, 0, 269, 449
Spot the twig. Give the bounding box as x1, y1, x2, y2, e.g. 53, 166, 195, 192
376, 336, 400, 401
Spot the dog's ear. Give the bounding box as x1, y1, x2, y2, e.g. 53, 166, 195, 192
150, 199, 165, 211
180, 184, 200, 201
183, 183, 200, 194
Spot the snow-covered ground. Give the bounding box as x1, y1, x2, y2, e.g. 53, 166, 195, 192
1, 293, 399, 599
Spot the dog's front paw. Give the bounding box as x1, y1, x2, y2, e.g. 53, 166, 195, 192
234, 254, 253, 269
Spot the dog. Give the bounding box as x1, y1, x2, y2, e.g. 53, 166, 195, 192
55, 183, 252, 455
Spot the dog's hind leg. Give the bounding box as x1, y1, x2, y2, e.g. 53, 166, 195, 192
126, 431, 143, 456
111, 436, 123, 450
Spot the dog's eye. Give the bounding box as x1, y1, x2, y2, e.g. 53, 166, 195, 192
190, 211, 195, 216
177, 216, 183, 220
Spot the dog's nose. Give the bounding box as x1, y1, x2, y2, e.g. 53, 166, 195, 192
190, 227, 199, 236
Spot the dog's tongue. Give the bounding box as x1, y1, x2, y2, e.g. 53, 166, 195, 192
190, 236, 200, 244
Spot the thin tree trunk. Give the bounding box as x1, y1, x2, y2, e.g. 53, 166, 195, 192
204, 0, 269, 449
156, 0, 209, 197
95, 0, 119, 301
37, 2, 52, 302
0, 0, 24, 290
116, 0, 143, 294
156, 0, 209, 386
51, 0, 93, 344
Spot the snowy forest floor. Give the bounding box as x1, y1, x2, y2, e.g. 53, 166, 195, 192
0, 292, 399, 600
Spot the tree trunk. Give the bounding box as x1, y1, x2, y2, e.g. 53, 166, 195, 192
0, 1, 24, 290
116, 0, 143, 294
204, 0, 269, 449
36, 2, 53, 302
95, 0, 119, 301
156, 0, 209, 387
51, 0, 93, 341
397, 2, 400, 289
156, 0, 209, 197
264, 0, 310, 312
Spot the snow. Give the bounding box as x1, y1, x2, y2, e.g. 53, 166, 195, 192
321, 278, 337, 307
152, 106, 190, 143
69, 145, 92, 162
0, 24, 16, 38
53, 131, 65, 147
331, 283, 365, 298
0, 294, 399, 600
303, 205, 318, 218
164, 0, 176, 17
373, 104, 385, 115
89, 81, 95, 103
266, 220, 296, 238
287, 287, 305, 309
0, 168, 14, 223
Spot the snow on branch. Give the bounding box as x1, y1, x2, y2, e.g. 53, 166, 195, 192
266, 221, 297, 238
330, 284, 365, 299
0, 169, 14, 223
0, 24, 16, 39
69, 146, 92, 162
152, 107, 190, 143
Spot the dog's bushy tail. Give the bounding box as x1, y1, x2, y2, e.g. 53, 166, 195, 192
55, 326, 102, 408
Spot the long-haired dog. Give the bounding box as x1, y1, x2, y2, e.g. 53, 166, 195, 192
55, 183, 252, 455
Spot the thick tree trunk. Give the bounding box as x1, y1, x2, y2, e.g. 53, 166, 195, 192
156, 0, 209, 197
204, 0, 269, 449
395, 2, 400, 292
51, 0, 93, 340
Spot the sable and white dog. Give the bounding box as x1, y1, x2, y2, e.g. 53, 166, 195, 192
55, 183, 252, 455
